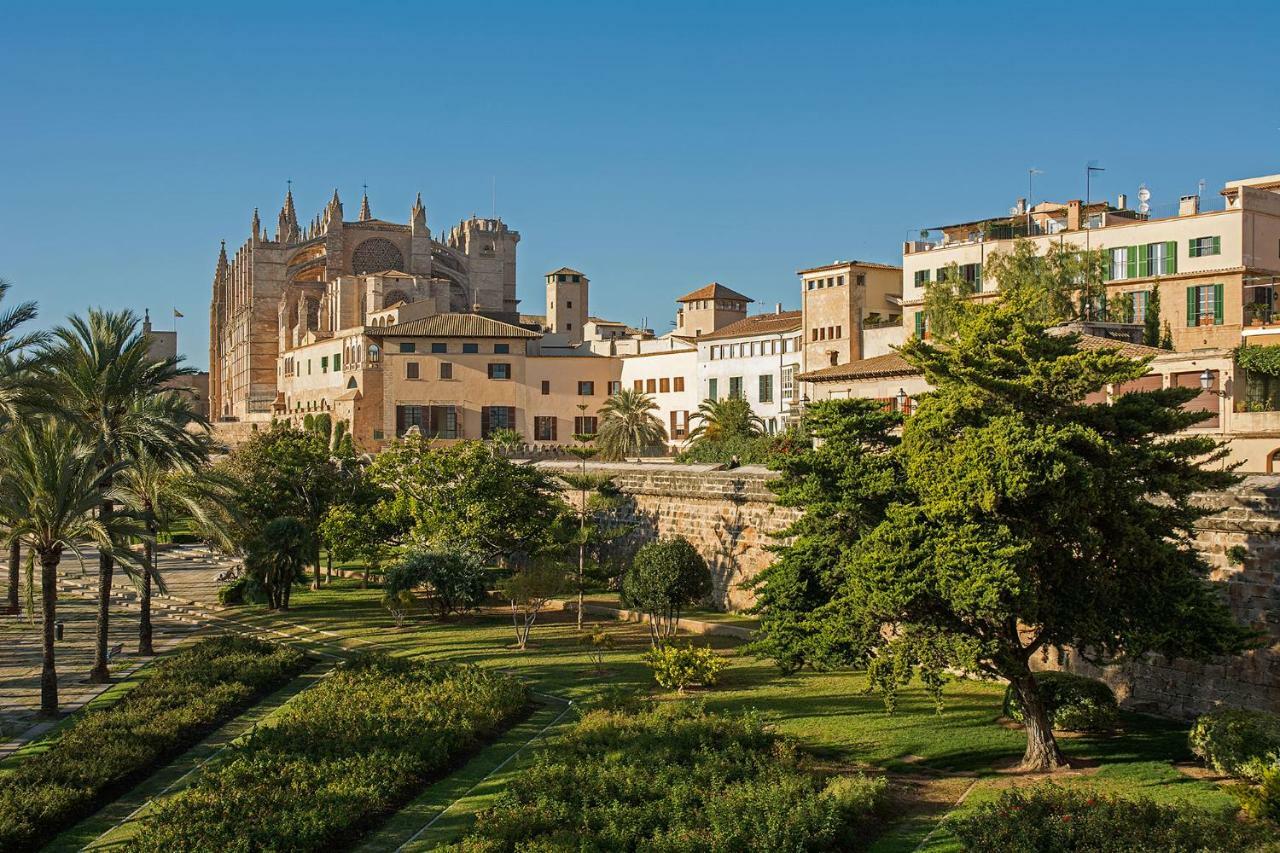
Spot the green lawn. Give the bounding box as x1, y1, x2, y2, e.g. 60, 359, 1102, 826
225, 579, 1237, 851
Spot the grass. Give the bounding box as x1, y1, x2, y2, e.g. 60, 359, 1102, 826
222, 578, 1240, 851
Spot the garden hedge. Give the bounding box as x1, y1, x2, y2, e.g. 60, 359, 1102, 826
1190, 708, 1280, 783
446, 702, 888, 851
1001, 671, 1118, 732
0, 635, 307, 852
125, 654, 527, 852
946, 782, 1274, 852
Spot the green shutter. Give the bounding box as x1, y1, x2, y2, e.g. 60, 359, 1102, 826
1213, 283, 1224, 325
1186, 286, 1197, 326
1213, 236, 1221, 255
1188, 238, 1196, 257
1137, 243, 1150, 277
1127, 246, 1138, 279
974, 264, 983, 293
708, 378, 718, 401
1164, 241, 1177, 274
915, 312, 926, 338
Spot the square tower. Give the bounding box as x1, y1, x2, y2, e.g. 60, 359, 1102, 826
799, 261, 902, 371
675, 283, 751, 338
546, 267, 588, 343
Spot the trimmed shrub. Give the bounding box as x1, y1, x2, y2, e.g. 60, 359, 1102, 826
1001, 671, 1118, 732
946, 783, 1273, 852
1190, 709, 1280, 783
216, 575, 247, 605
125, 654, 527, 852
385, 547, 488, 620
1237, 766, 1280, 824
446, 704, 888, 851
644, 642, 726, 692
621, 537, 711, 643
0, 636, 306, 852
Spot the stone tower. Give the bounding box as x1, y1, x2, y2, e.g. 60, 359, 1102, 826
545, 267, 589, 344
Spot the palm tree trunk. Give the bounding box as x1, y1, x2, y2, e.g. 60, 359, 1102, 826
6, 538, 18, 615
40, 549, 59, 717
89, 497, 114, 683
138, 532, 154, 656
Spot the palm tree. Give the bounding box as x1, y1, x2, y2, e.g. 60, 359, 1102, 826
116, 444, 237, 654
0, 278, 47, 615
244, 517, 312, 610
687, 397, 764, 443
40, 309, 206, 682
0, 421, 138, 715
595, 389, 667, 461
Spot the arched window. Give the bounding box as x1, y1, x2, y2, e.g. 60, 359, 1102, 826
1268, 448, 1280, 474
347, 377, 357, 389
368, 344, 381, 363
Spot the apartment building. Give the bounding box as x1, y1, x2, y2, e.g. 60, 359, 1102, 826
696, 309, 803, 434
798, 260, 903, 372
901, 174, 1280, 352
619, 345, 698, 446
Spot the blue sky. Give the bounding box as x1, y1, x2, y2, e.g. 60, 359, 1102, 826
3, 0, 1277, 369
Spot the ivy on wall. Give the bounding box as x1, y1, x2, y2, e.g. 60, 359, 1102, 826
1235, 343, 1280, 377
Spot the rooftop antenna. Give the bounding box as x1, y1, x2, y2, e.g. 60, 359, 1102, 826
1027, 168, 1044, 235
1137, 184, 1151, 215
1198, 178, 1207, 198
491, 176, 497, 220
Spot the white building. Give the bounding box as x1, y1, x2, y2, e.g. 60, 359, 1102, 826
695, 309, 803, 434
620, 344, 699, 447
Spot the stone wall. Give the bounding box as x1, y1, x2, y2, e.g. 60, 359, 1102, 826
1042, 476, 1280, 718
535, 461, 797, 611
541, 461, 1280, 719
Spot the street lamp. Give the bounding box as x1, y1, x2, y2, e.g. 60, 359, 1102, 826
896, 387, 908, 412
1199, 369, 1227, 397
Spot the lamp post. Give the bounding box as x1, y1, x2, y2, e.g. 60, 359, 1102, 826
1027, 168, 1043, 236
896, 387, 908, 413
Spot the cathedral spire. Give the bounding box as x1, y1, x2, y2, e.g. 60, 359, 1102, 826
411, 192, 427, 232
277, 183, 299, 242
251, 208, 261, 239
216, 240, 229, 276
359, 186, 372, 222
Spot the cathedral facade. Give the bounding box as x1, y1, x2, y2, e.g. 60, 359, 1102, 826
209, 187, 520, 421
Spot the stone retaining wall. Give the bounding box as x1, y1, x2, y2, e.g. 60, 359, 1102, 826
539, 461, 1280, 718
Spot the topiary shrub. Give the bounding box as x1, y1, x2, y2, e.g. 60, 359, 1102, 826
644, 642, 726, 693
946, 783, 1271, 852
1190, 708, 1280, 783
1001, 671, 1118, 732
622, 537, 711, 644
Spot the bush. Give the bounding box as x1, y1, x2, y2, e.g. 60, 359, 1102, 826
385, 548, 488, 620
125, 654, 527, 852
447, 704, 887, 851
0, 636, 305, 852
1237, 766, 1280, 824
644, 642, 727, 692
216, 575, 247, 605
1190, 709, 1280, 783
1001, 671, 1118, 732
947, 783, 1274, 852
621, 537, 711, 643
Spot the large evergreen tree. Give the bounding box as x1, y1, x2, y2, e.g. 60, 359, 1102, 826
754, 242, 1256, 771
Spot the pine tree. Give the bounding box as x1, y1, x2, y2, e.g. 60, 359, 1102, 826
1143, 286, 1162, 347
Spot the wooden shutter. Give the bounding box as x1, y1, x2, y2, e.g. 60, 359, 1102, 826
1213, 236, 1221, 255
1213, 284, 1224, 325
1186, 286, 1197, 326
480, 407, 490, 437
1164, 241, 1177, 275
1127, 246, 1138, 279
670, 410, 678, 437
914, 312, 926, 338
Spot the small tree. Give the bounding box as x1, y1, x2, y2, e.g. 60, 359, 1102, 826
385, 547, 487, 620
244, 517, 311, 610
1143, 286, 1162, 348
622, 537, 711, 644
579, 625, 615, 674
496, 561, 564, 650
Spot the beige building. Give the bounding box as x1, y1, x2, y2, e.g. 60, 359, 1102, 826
675, 283, 750, 338
798, 260, 902, 372
545, 267, 589, 344
901, 174, 1280, 352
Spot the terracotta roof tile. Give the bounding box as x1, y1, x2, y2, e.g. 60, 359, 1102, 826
697, 311, 802, 341
676, 282, 752, 303
368, 313, 540, 339
799, 351, 918, 382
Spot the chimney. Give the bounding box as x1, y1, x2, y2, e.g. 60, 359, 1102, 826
1117, 193, 1128, 209
1066, 200, 1083, 231
1179, 194, 1200, 216
775, 302, 782, 315
1016, 197, 1027, 215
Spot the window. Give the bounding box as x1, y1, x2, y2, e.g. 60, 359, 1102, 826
812, 328, 819, 342
856, 273, 866, 286
541, 380, 551, 395
670, 410, 687, 438
566, 323, 572, 331
574, 416, 598, 436
577, 381, 595, 396
488, 362, 511, 380
1128, 290, 1150, 324
758, 374, 773, 403
729, 376, 744, 399
307, 359, 312, 375
633, 379, 644, 391
565, 301, 572, 309
646, 378, 656, 393
333, 352, 341, 371
914, 270, 931, 287
406, 361, 420, 380
781, 366, 796, 402
481, 406, 516, 437
395, 405, 425, 436
1187, 284, 1223, 326
494, 343, 510, 354
807, 280, 816, 290
835, 325, 842, 339
1143, 242, 1175, 276
1189, 236, 1221, 257
439, 362, 453, 380
462, 343, 479, 354
431, 342, 447, 353
571, 274, 580, 283
1110, 246, 1130, 280
674, 376, 685, 392
608, 380, 622, 394
399, 342, 416, 353
428, 406, 459, 439
558, 274, 566, 282
534, 416, 557, 441
659, 377, 670, 393
708, 378, 718, 401
914, 312, 927, 338
320, 356, 328, 373
960, 263, 982, 292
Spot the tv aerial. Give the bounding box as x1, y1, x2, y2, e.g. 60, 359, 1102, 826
1137, 184, 1151, 215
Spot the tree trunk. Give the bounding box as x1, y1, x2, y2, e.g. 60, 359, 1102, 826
325, 551, 332, 584
6, 538, 19, 615
89, 498, 114, 683
577, 541, 585, 632
1012, 672, 1069, 771
138, 535, 154, 656
312, 543, 321, 591
39, 549, 59, 717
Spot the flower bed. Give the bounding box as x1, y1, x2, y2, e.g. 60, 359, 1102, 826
946, 783, 1272, 852
447, 702, 888, 851
0, 635, 307, 852
125, 654, 527, 852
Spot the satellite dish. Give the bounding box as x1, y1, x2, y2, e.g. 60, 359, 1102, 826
1198, 179, 1207, 196
1009, 206, 1020, 216
1137, 185, 1151, 203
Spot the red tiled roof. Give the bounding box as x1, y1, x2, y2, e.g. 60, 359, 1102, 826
697, 311, 802, 341
676, 282, 752, 303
